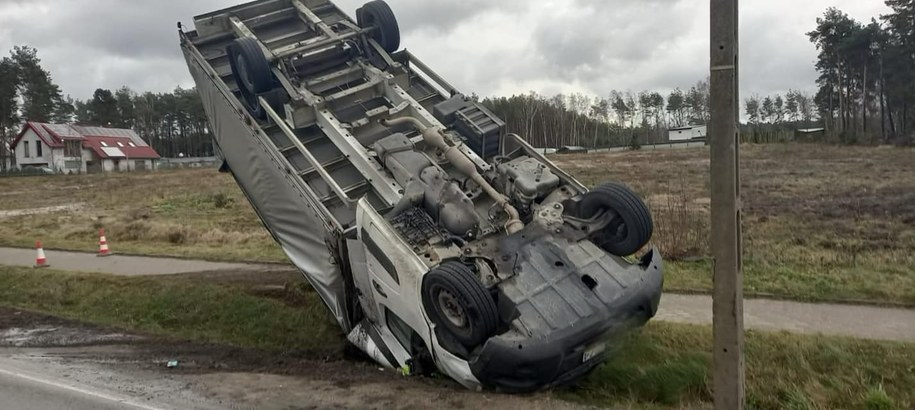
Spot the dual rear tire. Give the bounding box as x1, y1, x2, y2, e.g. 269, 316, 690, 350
226, 1, 400, 118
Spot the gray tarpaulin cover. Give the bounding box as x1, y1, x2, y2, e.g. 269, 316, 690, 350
183, 50, 350, 330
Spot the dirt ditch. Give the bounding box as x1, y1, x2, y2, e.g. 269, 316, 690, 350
0, 304, 584, 409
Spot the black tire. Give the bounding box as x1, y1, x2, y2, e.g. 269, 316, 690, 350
260, 87, 289, 116
422, 262, 498, 348
356, 0, 400, 53
227, 37, 272, 117
579, 182, 653, 256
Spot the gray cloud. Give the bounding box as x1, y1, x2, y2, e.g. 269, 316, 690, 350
0, 0, 892, 105
532, 0, 697, 87
376, 0, 524, 33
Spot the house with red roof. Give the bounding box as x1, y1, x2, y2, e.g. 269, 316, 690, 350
11, 122, 160, 173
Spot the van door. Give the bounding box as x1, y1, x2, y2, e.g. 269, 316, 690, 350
353, 198, 432, 348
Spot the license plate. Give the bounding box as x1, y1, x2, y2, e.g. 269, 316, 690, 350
582, 342, 606, 362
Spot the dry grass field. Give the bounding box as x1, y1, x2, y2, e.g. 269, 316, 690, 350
1, 143, 913, 304
553, 144, 915, 304
2, 144, 914, 409
0, 169, 284, 262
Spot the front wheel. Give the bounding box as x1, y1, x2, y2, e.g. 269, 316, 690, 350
578, 182, 653, 256
421, 262, 498, 348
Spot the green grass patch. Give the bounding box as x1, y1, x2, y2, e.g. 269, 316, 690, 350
663, 257, 915, 306
664, 260, 713, 291
0, 265, 341, 351
563, 323, 915, 409
864, 385, 897, 410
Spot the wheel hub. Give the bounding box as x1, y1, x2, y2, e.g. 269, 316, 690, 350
437, 290, 467, 328
607, 214, 628, 240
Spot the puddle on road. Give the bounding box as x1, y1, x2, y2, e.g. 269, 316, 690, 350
0, 326, 143, 347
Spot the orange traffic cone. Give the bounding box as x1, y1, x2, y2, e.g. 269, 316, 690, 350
34, 241, 50, 268
97, 228, 112, 257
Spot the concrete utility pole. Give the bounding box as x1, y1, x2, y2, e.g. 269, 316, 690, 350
709, 0, 744, 409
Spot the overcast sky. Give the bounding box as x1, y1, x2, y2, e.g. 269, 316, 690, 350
0, 0, 890, 103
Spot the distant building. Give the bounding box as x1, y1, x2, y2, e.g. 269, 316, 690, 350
668, 125, 707, 142
795, 128, 826, 141
11, 122, 160, 174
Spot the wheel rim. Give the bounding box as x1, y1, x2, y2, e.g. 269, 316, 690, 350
606, 214, 629, 242
437, 290, 467, 329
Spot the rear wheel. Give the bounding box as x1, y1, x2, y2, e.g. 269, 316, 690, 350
579, 182, 653, 256
356, 0, 400, 53
422, 262, 498, 348
227, 37, 273, 118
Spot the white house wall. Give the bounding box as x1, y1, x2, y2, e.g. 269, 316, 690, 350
14, 129, 50, 167
49, 148, 66, 172
84, 157, 155, 173
135, 159, 154, 171
669, 126, 707, 142
78, 148, 92, 173
47, 148, 89, 174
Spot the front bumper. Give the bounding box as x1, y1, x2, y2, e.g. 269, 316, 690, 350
469, 247, 663, 392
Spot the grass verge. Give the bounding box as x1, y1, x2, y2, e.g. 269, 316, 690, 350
564, 322, 915, 410
1, 265, 912, 409
665, 258, 915, 306
0, 265, 341, 352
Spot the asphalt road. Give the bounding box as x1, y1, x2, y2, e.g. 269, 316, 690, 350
0, 351, 227, 410
0, 346, 578, 410
0, 247, 272, 276
0, 368, 154, 410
